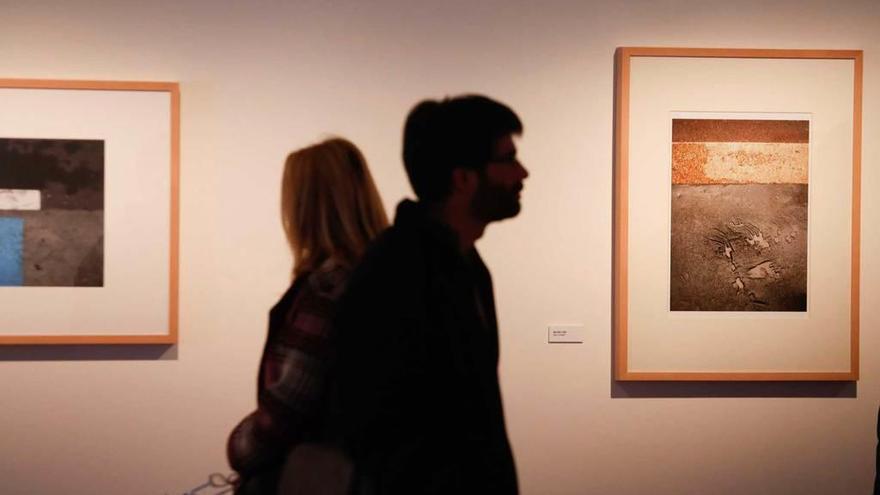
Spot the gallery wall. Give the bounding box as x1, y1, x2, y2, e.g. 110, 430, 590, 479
0, 0, 878, 493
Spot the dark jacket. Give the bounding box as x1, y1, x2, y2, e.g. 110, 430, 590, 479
875, 405, 879, 495
331, 200, 518, 494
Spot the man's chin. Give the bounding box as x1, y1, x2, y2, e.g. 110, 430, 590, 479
492, 202, 522, 221
471, 195, 522, 222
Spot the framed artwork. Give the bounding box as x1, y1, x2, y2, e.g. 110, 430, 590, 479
0, 79, 179, 344
613, 48, 862, 381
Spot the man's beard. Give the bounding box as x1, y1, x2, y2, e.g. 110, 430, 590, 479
470, 179, 522, 222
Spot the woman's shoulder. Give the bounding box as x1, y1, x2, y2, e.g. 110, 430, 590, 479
270, 259, 349, 315
303, 259, 351, 301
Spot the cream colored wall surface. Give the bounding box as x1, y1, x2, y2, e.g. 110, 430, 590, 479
0, 1, 877, 494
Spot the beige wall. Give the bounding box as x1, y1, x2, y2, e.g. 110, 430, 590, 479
0, 1, 878, 493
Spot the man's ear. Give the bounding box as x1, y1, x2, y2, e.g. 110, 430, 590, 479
450, 168, 478, 194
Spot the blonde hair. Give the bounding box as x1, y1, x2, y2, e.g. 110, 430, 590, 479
281, 137, 389, 278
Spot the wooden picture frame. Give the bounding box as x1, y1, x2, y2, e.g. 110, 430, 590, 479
0, 79, 179, 344
613, 48, 861, 381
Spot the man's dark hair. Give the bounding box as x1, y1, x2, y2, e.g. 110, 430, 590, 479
402, 94, 523, 202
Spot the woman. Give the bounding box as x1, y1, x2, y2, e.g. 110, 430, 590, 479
227, 137, 388, 493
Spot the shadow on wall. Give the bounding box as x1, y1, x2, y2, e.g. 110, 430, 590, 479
0, 344, 176, 361
611, 379, 856, 399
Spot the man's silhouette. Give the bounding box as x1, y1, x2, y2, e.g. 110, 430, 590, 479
332, 95, 527, 494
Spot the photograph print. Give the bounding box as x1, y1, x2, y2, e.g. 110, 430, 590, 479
669, 117, 809, 311
0, 137, 104, 287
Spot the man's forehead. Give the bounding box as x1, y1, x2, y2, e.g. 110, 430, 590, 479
493, 134, 517, 156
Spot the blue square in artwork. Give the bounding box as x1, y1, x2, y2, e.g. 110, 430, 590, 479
0, 217, 24, 286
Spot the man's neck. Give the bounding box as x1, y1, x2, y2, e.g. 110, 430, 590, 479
427, 201, 486, 252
